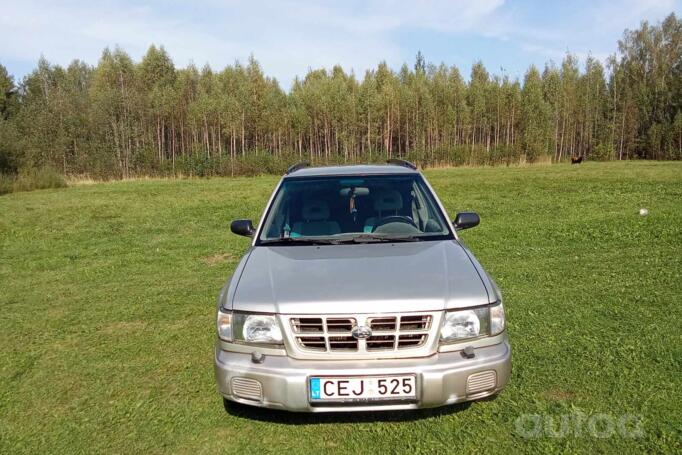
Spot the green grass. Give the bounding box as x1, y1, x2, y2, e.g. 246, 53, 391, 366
1, 162, 680, 454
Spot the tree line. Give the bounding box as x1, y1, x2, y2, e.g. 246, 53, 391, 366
0, 13, 680, 178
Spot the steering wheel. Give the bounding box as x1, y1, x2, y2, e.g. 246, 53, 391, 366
372, 216, 419, 231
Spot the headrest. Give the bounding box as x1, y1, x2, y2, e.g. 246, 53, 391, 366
374, 190, 403, 211
302, 200, 330, 221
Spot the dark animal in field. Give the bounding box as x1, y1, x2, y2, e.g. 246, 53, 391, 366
571, 155, 584, 164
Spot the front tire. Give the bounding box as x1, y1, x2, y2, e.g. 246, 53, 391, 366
222, 397, 253, 415
222, 397, 239, 412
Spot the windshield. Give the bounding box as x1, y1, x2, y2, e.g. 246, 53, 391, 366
257, 174, 453, 244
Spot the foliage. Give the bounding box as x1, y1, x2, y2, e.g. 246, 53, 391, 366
0, 162, 680, 453
0, 167, 67, 195
592, 143, 616, 161
1, 166, 68, 194
0, 14, 680, 179
521, 66, 551, 161
0, 173, 13, 195
612, 14, 682, 159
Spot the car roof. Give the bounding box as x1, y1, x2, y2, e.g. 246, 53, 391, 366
285, 164, 419, 178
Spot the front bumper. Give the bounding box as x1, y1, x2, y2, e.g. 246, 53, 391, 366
214, 338, 511, 412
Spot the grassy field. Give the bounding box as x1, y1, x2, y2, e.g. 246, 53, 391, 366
1, 162, 680, 454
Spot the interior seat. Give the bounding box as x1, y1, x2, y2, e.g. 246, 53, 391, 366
364, 189, 403, 232
291, 200, 341, 237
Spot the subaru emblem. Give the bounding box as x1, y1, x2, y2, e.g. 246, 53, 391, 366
351, 325, 372, 340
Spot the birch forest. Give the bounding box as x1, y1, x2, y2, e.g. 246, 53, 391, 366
0, 13, 680, 178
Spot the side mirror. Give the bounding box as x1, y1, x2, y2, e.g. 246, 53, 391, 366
453, 212, 480, 230
230, 219, 255, 237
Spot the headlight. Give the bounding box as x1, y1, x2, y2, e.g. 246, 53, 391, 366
440, 302, 506, 343
440, 307, 489, 342
490, 302, 505, 335
217, 310, 233, 341
233, 313, 283, 344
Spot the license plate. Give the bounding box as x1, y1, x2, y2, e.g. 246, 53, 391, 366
309, 375, 416, 402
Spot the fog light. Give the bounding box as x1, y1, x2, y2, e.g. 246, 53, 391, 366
466, 370, 496, 394
230, 377, 263, 401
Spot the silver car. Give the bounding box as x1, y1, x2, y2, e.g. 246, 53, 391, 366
215, 160, 511, 412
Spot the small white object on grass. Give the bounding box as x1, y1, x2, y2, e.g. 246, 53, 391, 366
639, 208, 649, 216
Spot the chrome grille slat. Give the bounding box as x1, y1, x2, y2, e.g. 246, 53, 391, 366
397, 333, 427, 349
328, 335, 358, 351
325, 318, 355, 333
367, 335, 395, 351
290, 313, 434, 354
290, 317, 324, 334
368, 316, 397, 331
399, 315, 432, 331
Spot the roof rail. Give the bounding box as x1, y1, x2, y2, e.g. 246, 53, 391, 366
285, 161, 310, 175
386, 158, 417, 170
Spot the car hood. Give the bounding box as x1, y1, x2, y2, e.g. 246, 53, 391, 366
229, 240, 491, 314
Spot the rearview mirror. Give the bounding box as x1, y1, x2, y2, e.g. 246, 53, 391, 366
453, 212, 480, 230
231, 219, 255, 237
339, 187, 370, 197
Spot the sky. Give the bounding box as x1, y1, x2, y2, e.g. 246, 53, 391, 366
1, 0, 680, 89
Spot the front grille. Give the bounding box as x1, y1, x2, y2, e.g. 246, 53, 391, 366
290, 314, 434, 354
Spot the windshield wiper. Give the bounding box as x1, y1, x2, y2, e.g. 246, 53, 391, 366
261, 233, 422, 245
335, 233, 422, 244
260, 236, 340, 245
